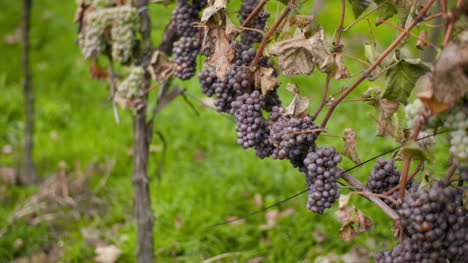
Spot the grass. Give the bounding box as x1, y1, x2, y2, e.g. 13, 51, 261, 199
0, 1, 452, 262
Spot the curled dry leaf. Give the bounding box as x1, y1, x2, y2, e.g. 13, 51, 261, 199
288, 15, 315, 28
336, 195, 373, 242
342, 128, 361, 165
285, 94, 309, 117
328, 53, 351, 79
206, 23, 235, 79
147, 50, 174, 82
416, 29, 428, 50
431, 30, 468, 106
201, 0, 228, 22
94, 245, 121, 263
375, 99, 399, 137
269, 31, 318, 77
254, 67, 280, 94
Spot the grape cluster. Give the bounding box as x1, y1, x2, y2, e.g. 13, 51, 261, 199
405, 99, 424, 129
230, 91, 269, 150
171, 0, 203, 37
366, 159, 420, 209
109, 6, 138, 62
263, 90, 282, 112
269, 115, 319, 169
303, 146, 342, 214
79, 6, 138, 61
116, 66, 146, 99
173, 37, 200, 80
376, 180, 467, 263
459, 168, 468, 181
198, 67, 217, 97
239, 0, 270, 46
79, 9, 109, 59
445, 108, 468, 169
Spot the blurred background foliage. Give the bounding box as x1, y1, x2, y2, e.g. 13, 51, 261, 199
0, 0, 452, 262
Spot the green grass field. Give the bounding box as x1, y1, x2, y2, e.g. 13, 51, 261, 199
0, 1, 452, 262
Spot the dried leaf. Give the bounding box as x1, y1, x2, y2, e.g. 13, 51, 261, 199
383, 58, 430, 105
288, 15, 315, 28
285, 94, 309, 117
253, 194, 263, 207
89, 60, 109, 80
313, 230, 326, 243
329, 53, 351, 79
342, 128, 361, 165
338, 194, 352, 209
336, 201, 373, 242
269, 31, 319, 77
94, 245, 121, 263
175, 215, 183, 229
339, 222, 359, 242
286, 83, 300, 94
254, 67, 280, 94
432, 31, 468, 106
201, 0, 227, 22
206, 24, 235, 79
147, 50, 174, 82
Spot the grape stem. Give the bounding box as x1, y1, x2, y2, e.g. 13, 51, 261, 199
383, 160, 424, 196
319, 0, 436, 130
446, 164, 457, 180
334, 0, 346, 47
250, 0, 296, 69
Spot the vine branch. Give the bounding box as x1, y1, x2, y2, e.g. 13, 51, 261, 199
320, 0, 436, 129
251, 0, 296, 68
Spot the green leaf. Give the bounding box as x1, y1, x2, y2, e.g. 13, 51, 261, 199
347, 0, 372, 18
383, 58, 430, 105
401, 140, 433, 162
374, 0, 397, 26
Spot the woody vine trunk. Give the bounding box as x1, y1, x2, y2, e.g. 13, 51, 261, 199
20, 0, 38, 184
132, 0, 154, 262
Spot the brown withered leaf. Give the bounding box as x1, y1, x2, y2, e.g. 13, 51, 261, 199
225, 16, 241, 38
206, 24, 234, 79
432, 30, 468, 106
329, 53, 351, 79
269, 31, 317, 77
89, 60, 109, 80
147, 50, 174, 82
285, 94, 309, 117
201, 0, 228, 22
342, 128, 361, 165
339, 222, 359, 242
253, 194, 263, 207
336, 195, 373, 242
417, 90, 449, 115
288, 15, 315, 28
376, 99, 399, 137
254, 67, 280, 94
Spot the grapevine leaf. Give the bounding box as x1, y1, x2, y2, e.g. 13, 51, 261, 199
286, 83, 300, 94
347, 0, 372, 18
254, 67, 280, 95
342, 128, 361, 165
374, 0, 397, 26
206, 24, 234, 79
269, 32, 316, 77
401, 140, 433, 162
336, 198, 373, 242
383, 58, 430, 105
327, 53, 351, 79
397, 0, 413, 27
285, 94, 309, 117
339, 222, 359, 242
432, 31, 468, 106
